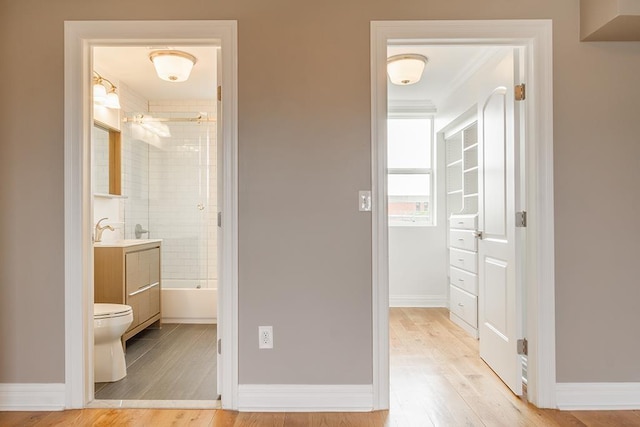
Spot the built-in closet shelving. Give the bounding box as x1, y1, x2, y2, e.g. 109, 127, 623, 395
446, 123, 478, 217
446, 121, 479, 338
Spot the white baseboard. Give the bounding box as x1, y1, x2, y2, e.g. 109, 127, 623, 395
237, 384, 373, 412
389, 295, 448, 308
556, 383, 640, 410
0, 383, 65, 411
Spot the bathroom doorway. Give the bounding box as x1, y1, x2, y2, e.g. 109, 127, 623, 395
63, 21, 238, 409
92, 44, 219, 401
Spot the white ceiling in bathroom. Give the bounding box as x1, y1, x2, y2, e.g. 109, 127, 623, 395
93, 46, 218, 101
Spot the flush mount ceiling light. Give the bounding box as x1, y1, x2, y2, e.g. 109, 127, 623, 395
387, 54, 428, 86
149, 50, 197, 82
93, 71, 120, 109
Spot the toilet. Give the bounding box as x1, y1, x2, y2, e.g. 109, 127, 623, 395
94, 303, 133, 383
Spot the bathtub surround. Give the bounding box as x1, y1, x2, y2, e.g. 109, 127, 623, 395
161, 286, 217, 324
116, 85, 218, 290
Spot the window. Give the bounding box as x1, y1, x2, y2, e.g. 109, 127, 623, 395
387, 117, 434, 226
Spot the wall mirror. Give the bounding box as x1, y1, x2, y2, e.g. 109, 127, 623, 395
92, 122, 121, 195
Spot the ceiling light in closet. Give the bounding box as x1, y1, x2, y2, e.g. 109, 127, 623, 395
387, 54, 428, 85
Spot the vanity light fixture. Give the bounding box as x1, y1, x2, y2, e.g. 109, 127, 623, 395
93, 71, 121, 109
149, 50, 197, 82
387, 54, 428, 86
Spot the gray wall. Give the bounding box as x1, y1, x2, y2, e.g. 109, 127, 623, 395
1, 0, 639, 385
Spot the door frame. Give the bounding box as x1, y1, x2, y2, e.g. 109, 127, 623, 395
63, 20, 239, 409
371, 20, 556, 409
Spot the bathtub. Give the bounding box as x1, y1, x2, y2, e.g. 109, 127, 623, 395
161, 279, 217, 324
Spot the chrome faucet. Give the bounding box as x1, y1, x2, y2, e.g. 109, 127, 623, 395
94, 217, 114, 243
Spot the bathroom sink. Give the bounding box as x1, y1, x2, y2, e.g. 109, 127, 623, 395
94, 239, 162, 248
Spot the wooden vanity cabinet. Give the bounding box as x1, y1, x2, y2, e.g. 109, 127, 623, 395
94, 241, 162, 342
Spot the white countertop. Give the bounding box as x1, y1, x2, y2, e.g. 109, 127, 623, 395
94, 239, 162, 248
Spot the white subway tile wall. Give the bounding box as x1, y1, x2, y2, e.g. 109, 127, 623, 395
119, 86, 217, 288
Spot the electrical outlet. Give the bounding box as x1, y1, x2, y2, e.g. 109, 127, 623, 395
258, 326, 273, 349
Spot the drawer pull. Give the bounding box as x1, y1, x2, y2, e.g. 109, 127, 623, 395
458, 258, 464, 262
129, 282, 159, 297
458, 303, 464, 307
458, 278, 464, 282
457, 238, 465, 241
457, 221, 464, 224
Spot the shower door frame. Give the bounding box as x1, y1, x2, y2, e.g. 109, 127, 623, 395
63, 20, 239, 409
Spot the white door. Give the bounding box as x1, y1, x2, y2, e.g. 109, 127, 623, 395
477, 48, 524, 395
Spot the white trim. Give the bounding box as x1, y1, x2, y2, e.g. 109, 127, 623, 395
64, 20, 239, 410
556, 383, 640, 410
237, 385, 373, 412
389, 295, 448, 307
388, 99, 437, 115
371, 20, 555, 409
0, 384, 66, 411
87, 399, 221, 409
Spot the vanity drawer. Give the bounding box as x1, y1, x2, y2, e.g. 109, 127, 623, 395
450, 266, 478, 296
126, 247, 160, 295
450, 229, 477, 251
450, 248, 477, 274
450, 285, 477, 328
449, 214, 477, 230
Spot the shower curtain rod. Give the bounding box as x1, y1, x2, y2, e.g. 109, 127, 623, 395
123, 114, 215, 124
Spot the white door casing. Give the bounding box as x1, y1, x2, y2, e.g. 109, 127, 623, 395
216, 46, 223, 397
64, 20, 239, 409
477, 49, 523, 395
370, 20, 555, 409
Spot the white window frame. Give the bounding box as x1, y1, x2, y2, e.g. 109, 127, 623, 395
387, 113, 435, 227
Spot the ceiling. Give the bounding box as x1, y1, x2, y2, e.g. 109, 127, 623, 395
387, 45, 503, 109
94, 44, 502, 111
94, 46, 217, 101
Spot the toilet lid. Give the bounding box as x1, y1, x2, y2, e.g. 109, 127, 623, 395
94, 303, 132, 319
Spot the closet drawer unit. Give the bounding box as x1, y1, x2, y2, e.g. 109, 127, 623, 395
450, 248, 477, 274
450, 229, 477, 251
450, 266, 478, 296
450, 285, 478, 328
449, 214, 477, 230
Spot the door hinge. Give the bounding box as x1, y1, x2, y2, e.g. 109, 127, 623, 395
218, 211, 222, 227
517, 338, 528, 356
515, 84, 526, 101
218, 338, 222, 355
516, 211, 527, 227
217, 86, 222, 101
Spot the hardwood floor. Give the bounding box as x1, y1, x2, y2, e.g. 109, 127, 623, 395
3, 308, 640, 426
95, 323, 217, 400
